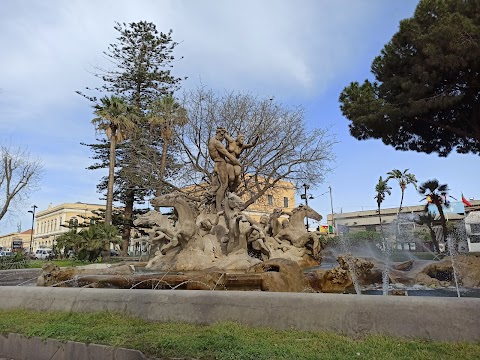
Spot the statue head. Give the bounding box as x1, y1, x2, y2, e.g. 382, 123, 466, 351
260, 215, 269, 225
215, 127, 227, 140
236, 134, 245, 144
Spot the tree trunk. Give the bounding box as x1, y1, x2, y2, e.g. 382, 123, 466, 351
121, 188, 134, 256
398, 190, 405, 216
435, 200, 448, 245
378, 206, 387, 249
156, 137, 169, 197
105, 135, 116, 226
428, 224, 439, 253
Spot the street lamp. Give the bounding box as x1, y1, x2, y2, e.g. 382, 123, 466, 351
27, 205, 37, 253
301, 184, 314, 230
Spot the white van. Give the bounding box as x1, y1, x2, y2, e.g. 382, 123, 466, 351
34, 248, 53, 260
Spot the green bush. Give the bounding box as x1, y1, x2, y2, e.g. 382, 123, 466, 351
55, 224, 121, 262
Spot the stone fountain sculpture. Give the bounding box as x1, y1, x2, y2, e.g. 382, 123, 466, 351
133, 127, 324, 271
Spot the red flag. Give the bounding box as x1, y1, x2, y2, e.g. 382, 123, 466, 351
462, 193, 472, 207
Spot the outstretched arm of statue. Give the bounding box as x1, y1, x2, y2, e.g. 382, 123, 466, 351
243, 135, 259, 149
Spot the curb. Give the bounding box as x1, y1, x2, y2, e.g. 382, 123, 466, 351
0, 333, 148, 360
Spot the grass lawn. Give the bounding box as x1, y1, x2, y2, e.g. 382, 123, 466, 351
0, 309, 479, 359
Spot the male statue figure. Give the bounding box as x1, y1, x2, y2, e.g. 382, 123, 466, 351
224, 133, 258, 192
208, 127, 241, 211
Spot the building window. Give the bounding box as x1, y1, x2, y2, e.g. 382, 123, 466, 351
268, 195, 273, 206
69, 217, 79, 228
283, 197, 288, 208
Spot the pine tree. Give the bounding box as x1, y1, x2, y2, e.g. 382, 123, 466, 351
340, 0, 480, 156
79, 21, 185, 255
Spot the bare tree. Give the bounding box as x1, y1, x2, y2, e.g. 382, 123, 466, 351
165, 86, 337, 206
0, 144, 43, 222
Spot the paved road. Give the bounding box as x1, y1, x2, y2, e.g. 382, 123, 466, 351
0, 268, 41, 286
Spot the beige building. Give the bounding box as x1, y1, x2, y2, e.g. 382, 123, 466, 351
242, 179, 296, 222
0, 229, 32, 252
32, 202, 106, 252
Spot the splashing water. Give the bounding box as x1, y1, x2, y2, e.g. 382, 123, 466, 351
338, 232, 362, 295
380, 240, 391, 296
446, 236, 461, 297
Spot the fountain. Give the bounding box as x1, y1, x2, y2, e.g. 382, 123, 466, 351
5, 127, 480, 297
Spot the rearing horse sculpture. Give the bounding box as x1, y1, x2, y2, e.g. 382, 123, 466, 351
286, 204, 323, 232
275, 204, 323, 259
150, 193, 198, 254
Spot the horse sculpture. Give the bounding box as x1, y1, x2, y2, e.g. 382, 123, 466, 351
222, 192, 271, 257
133, 210, 175, 255
274, 204, 323, 260
287, 204, 323, 232
149, 193, 198, 254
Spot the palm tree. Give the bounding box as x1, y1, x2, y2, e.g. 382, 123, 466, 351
386, 169, 417, 215
146, 95, 187, 198
418, 179, 449, 249
56, 223, 120, 262
375, 176, 392, 296
374, 176, 392, 243
416, 211, 440, 252
92, 96, 138, 225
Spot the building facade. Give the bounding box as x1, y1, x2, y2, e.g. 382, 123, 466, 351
32, 202, 106, 252
0, 229, 32, 252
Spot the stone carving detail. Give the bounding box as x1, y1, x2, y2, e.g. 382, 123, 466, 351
132, 128, 324, 271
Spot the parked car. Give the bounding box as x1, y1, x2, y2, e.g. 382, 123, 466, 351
34, 248, 53, 260
0, 251, 12, 257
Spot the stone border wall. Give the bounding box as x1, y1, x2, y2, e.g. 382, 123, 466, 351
0, 287, 479, 341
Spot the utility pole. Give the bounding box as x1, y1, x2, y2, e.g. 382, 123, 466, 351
329, 186, 335, 233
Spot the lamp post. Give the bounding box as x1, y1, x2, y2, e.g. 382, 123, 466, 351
301, 184, 314, 230
27, 205, 37, 253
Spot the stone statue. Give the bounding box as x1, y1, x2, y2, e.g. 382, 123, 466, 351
208, 127, 241, 212
149, 193, 198, 254
224, 133, 258, 192
133, 210, 175, 256
130, 127, 325, 271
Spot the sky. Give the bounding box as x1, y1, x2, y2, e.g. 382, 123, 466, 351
1, 0, 479, 233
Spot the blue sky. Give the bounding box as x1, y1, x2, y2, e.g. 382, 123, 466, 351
0, 0, 478, 233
